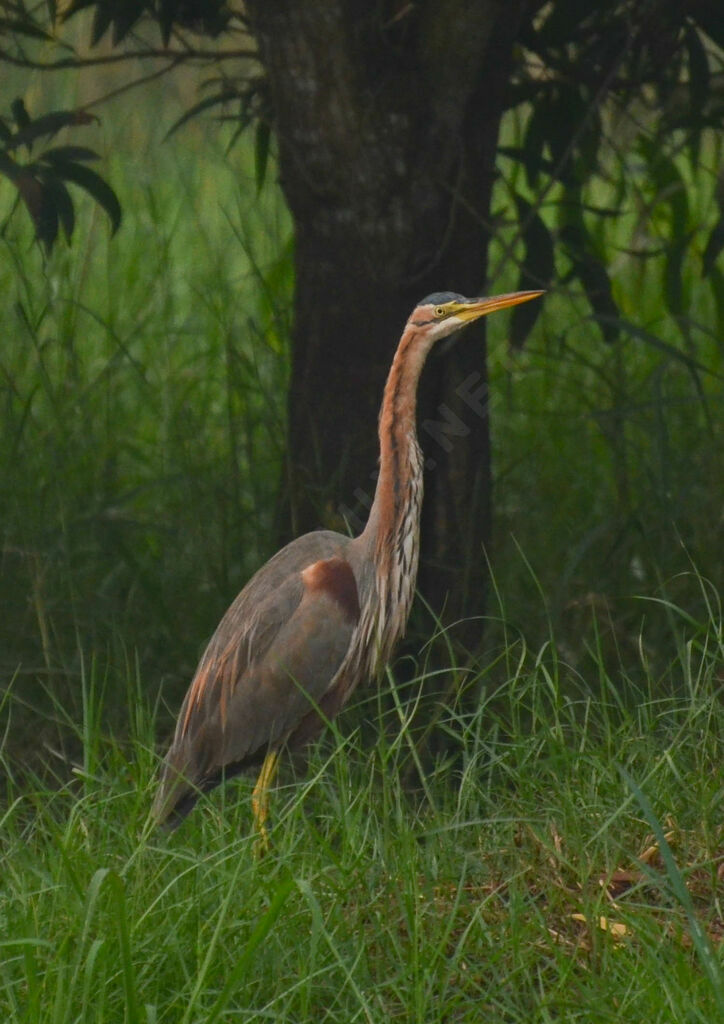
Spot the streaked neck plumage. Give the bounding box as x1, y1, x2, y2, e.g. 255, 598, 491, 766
354, 323, 436, 669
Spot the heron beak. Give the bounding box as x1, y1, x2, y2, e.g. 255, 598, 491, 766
452, 290, 544, 323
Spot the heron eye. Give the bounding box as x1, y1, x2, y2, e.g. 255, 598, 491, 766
434, 306, 446, 318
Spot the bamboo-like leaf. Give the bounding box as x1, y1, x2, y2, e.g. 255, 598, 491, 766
91, 2, 114, 46
35, 183, 60, 249
62, 0, 97, 21
702, 215, 724, 277
11, 99, 31, 131
254, 119, 271, 194
159, 0, 175, 46
51, 160, 122, 234
111, 1, 146, 46
40, 173, 75, 241
522, 103, 548, 190
40, 145, 100, 164
4, 110, 97, 153
164, 88, 242, 141
560, 221, 619, 344
640, 137, 688, 238
511, 194, 553, 347
683, 22, 709, 163
0, 16, 53, 40
664, 235, 690, 318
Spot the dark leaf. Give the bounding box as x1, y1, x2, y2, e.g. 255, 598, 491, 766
36, 185, 59, 250
164, 88, 242, 140
639, 137, 688, 238
254, 119, 271, 194
91, 2, 115, 46
5, 110, 98, 153
0, 149, 24, 185
159, 0, 174, 46
11, 99, 31, 131
690, 2, 724, 50
702, 215, 724, 277
39, 173, 75, 241
62, 0, 97, 20
111, 1, 146, 46
510, 194, 554, 348
560, 222, 620, 344
0, 17, 53, 40
52, 161, 122, 234
664, 235, 690, 317
0, 117, 12, 144
525, 0, 593, 50
683, 24, 709, 162
40, 145, 100, 164
521, 103, 549, 190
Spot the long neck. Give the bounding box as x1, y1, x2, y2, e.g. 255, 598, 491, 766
355, 324, 433, 651
362, 325, 430, 551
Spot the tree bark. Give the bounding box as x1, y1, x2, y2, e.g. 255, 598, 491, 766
246, 0, 523, 647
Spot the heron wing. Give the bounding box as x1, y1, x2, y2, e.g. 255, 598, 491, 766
153, 531, 358, 824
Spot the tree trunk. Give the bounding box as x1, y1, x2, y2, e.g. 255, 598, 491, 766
247, 0, 522, 649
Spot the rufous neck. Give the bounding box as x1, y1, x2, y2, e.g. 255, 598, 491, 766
361, 325, 432, 549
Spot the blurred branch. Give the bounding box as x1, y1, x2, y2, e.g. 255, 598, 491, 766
0, 45, 256, 70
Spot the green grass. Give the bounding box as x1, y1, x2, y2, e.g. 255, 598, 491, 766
1, 594, 722, 1022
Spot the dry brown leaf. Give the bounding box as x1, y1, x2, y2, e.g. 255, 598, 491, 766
571, 913, 630, 940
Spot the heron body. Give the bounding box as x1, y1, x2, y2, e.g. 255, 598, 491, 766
153, 289, 543, 833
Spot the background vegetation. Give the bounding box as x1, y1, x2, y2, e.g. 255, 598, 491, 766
0, 9, 722, 1023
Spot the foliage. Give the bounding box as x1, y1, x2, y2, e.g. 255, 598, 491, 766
3, 3, 724, 342
0, 99, 120, 249
502, 0, 724, 344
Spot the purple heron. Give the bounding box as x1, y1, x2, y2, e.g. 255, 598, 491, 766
152, 289, 543, 843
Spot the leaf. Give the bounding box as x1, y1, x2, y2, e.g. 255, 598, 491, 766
35, 184, 60, 249
683, 23, 710, 163
91, 2, 115, 46
560, 221, 620, 344
0, 17, 53, 40
571, 913, 630, 940
510, 194, 554, 347
39, 145, 100, 164
521, 103, 549, 190
39, 173, 75, 241
51, 160, 122, 234
639, 137, 688, 238
62, 0, 97, 21
4, 110, 98, 153
11, 98, 31, 131
164, 88, 242, 141
254, 119, 271, 194
110, 1, 146, 46
664, 235, 691, 317
159, 0, 175, 46
702, 215, 724, 277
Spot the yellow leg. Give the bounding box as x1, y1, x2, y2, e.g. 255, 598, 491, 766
251, 749, 279, 857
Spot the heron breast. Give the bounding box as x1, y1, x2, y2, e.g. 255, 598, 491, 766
301, 557, 361, 623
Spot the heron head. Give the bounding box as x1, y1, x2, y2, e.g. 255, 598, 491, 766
409, 289, 544, 343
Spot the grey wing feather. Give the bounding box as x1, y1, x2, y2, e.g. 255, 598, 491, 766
153, 530, 354, 823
